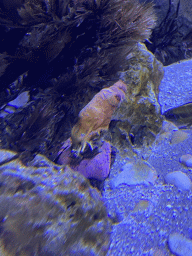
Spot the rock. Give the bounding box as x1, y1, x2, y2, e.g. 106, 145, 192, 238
155, 121, 178, 143
168, 232, 192, 256
180, 154, 192, 168
110, 43, 164, 151
161, 121, 178, 133
111, 159, 157, 188
0, 91, 30, 118
170, 130, 189, 144
0, 149, 18, 163
165, 171, 192, 190
164, 102, 192, 128
0, 149, 111, 256
58, 139, 111, 180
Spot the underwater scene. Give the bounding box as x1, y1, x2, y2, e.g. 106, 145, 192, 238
0, 0, 192, 255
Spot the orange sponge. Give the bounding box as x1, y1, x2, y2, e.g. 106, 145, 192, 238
71, 80, 127, 155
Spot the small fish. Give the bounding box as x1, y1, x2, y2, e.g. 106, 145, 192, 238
163, 102, 192, 128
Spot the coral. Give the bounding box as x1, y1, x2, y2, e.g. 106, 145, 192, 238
58, 138, 111, 180
0, 149, 111, 256
71, 80, 127, 156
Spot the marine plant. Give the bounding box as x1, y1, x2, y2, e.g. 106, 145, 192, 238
0, 0, 156, 160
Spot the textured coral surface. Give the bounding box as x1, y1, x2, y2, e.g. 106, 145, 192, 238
58, 139, 111, 180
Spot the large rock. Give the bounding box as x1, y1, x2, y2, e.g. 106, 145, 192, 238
0, 150, 111, 256
109, 43, 164, 151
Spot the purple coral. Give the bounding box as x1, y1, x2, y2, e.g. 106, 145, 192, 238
58, 139, 111, 180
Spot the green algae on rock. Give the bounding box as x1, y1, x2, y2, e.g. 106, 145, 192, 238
0, 150, 111, 256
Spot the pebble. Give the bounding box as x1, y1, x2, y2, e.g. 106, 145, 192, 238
168, 232, 192, 256
161, 121, 178, 133
0, 91, 30, 117
7, 91, 29, 108
111, 159, 157, 188
170, 130, 189, 144
165, 171, 192, 190
180, 154, 192, 168
156, 121, 178, 144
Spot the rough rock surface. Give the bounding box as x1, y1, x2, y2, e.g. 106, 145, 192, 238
0, 150, 111, 256
180, 154, 192, 168
110, 43, 164, 152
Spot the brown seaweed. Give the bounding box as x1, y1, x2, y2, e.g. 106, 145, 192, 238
0, 0, 156, 93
